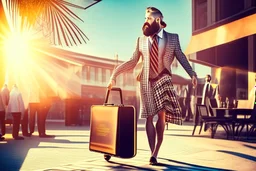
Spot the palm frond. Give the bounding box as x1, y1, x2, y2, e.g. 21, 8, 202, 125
4, 0, 101, 46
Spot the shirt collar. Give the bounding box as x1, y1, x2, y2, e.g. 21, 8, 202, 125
158, 29, 164, 39
149, 29, 164, 43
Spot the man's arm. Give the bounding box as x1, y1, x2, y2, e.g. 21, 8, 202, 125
174, 34, 197, 78
109, 37, 141, 82
1, 89, 9, 106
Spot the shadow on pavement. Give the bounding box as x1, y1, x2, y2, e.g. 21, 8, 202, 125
165, 134, 207, 138
243, 144, 256, 150
166, 129, 192, 131
217, 150, 256, 162
159, 158, 234, 171
164, 133, 234, 140
52, 134, 90, 138
0, 136, 88, 171
106, 158, 234, 171
107, 161, 156, 171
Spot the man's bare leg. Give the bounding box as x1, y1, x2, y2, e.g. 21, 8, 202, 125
152, 110, 165, 158
146, 115, 156, 155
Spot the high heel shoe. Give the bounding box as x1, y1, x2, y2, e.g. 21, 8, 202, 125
149, 156, 158, 165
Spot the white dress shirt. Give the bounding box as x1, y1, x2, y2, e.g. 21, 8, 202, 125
201, 82, 210, 105
7, 86, 25, 113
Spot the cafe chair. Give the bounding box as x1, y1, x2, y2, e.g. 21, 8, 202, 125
235, 104, 256, 139
192, 104, 233, 138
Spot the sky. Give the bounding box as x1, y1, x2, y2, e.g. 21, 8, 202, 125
66, 0, 192, 59
62, 0, 210, 78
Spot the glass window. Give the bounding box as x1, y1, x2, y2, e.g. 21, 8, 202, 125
82, 67, 87, 81
106, 69, 111, 81
102, 68, 106, 83
117, 74, 123, 86
126, 73, 133, 86
90, 67, 95, 83
216, 0, 244, 21
195, 0, 207, 30
97, 68, 102, 83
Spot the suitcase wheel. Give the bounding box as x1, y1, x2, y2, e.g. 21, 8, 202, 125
104, 154, 111, 161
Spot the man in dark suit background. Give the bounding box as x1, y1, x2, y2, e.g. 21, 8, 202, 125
201, 74, 214, 131
201, 74, 213, 105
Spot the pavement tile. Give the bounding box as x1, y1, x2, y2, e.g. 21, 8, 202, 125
0, 121, 255, 171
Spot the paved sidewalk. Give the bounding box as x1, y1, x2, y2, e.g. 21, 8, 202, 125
0, 121, 255, 171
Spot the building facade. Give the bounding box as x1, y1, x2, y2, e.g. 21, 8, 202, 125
186, 0, 256, 107
47, 47, 191, 122
46, 47, 139, 121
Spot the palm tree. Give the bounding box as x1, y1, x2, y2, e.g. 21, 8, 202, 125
0, 0, 101, 88
4, 0, 101, 46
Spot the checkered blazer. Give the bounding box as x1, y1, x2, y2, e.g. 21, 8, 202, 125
110, 30, 196, 117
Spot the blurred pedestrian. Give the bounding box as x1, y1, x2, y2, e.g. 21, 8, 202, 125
8, 84, 25, 140
184, 83, 193, 121
201, 74, 213, 105
0, 83, 10, 140
28, 86, 54, 138
201, 75, 214, 131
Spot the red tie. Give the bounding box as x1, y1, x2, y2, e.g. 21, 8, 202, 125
150, 35, 158, 75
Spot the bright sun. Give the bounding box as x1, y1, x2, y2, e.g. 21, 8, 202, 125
2, 31, 35, 89
3, 33, 30, 64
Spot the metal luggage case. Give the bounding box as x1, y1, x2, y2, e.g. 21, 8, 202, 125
89, 88, 137, 161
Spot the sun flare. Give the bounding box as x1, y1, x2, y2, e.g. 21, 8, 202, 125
3, 32, 31, 66
1, 0, 90, 104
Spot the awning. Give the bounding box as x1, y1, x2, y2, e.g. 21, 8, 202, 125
185, 13, 256, 55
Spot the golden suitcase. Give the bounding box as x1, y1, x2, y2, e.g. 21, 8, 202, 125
89, 88, 137, 161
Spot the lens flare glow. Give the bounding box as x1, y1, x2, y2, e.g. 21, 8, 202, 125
3, 33, 31, 70
3, 31, 82, 107
1, 0, 95, 108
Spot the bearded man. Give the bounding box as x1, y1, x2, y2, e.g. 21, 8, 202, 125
108, 7, 197, 165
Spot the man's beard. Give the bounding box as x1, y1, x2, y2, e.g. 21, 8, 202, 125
142, 20, 160, 37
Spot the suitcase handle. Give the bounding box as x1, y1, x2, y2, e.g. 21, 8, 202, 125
104, 87, 123, 105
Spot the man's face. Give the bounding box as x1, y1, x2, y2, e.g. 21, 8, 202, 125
142, 13, 160, 37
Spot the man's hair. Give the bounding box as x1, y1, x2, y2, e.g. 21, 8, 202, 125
146, 7, 163, 18
146, 7, 167, 28
206, 74, 211, 81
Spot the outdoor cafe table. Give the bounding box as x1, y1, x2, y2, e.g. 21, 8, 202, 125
214, 108, 253, 139
214, 108, 253, 118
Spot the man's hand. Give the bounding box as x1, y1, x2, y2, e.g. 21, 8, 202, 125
192, 76, 197, 88
107, 80, 116, 90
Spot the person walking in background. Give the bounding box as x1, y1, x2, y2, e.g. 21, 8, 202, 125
184, 83, 193, 122
176, 85, 182, 99
190, 82, 197, 122
21, 84, 32, 137
22, 107, 31, 137
28, 86, 54, 138
0, 84, 10, 140
108, 7, 197, 165
201, 74, 213, 105
27, 86, 41, 137
38, 96, 54, 138
177, 85, 187, 119
201, 74, 214, 131
8, 84, 25, 140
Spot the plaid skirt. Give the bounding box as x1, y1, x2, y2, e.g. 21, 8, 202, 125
151, 74, 182, 125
